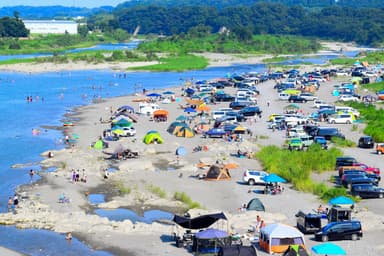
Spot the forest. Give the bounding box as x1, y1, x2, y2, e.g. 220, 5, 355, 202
87, 2, 384, 46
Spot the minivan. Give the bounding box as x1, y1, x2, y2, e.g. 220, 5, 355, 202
278, 93, 290, 100
212, 111, 226, 120
239, 106, 262, 117
358, 136, 374, 149
314, 221, 362, 242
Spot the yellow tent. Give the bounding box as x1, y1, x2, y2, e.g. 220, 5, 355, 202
174, 126, 195, 138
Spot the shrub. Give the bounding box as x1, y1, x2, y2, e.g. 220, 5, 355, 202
147, 184, 167, 198
331, 137, 356, 147
174, 191, 201, 209
114, 181, 131, 195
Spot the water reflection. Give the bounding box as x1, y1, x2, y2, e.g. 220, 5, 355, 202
94, 208, 174, 224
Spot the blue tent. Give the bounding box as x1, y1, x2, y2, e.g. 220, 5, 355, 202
262, 174, 287, 183
329, 196, 354, 206
176, 146, 187, 156
184, 107, 197, 113
146, 93, 161, 97
195, 228, 228, 239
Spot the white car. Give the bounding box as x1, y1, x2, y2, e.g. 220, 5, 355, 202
284, 114, 308, 125
335, 70, 350, 76
121, 127, 137, 136
339, 95, 359, 102
327, 114, 353, 124
299, 93, 318, 101
242, 170, 268, 185
313, 100, 327, 108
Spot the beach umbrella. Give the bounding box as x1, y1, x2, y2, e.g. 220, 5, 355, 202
284, 103, 300, 110
312, 243, 346, 255
163, 91, 175, 95
176, 146, 187, 156
262, 173, 287, 183
329, 196, 354, 206
72, 133, 79, 139
184, 107, 197, 113
146, 93, 162, 97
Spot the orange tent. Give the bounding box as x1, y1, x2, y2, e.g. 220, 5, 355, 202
153, 109, 169, 117
186, 99, 204, 105
197, 105, 211, 112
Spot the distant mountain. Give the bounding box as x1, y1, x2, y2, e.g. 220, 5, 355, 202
0, 5, 114, 19
115, 0, 384, 9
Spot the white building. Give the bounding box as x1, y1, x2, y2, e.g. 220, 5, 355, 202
23, 20, 78, 34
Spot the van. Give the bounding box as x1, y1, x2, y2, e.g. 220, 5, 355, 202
278, 93, 290, 100
212, 111, 226, 120
296, 211, 322, 234
335, 156, 357, 169
315, 221, 362, 242
335, 106, 360, 117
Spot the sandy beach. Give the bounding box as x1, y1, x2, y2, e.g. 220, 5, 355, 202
0, 41, 383, 256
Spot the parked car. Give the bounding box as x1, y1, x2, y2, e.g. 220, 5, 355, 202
341, 174, 378, 189
229, 101, 250, 110
313, 100, 330, 109
327, 114, 353, 124
288, 95, 307, 103
335, 156, 357, 169
314, 136, 328, 149
351, 184, 384, 199
238, 106, 262, 117
314, 221, 362, 242
313, 127, 345, 140
242, 170, 268, 185
376, 143, 384, 155
288, 138, 303, 151
121, 127, 136, 137
203, 128, 226, 138
300, 135, 314, 148
358, 136, 374, 148
299, 93, 318, 101
339, 95, 359, 102
214, 93, 235, 102
295, 211, 322, 234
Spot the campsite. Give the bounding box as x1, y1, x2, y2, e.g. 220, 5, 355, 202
2, 47, 383, 256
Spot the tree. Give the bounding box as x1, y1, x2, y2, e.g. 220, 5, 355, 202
78, 25, 89, 38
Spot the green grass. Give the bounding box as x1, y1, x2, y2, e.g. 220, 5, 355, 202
345, 102, 384, 142
173, 191, 201, 209
256, 144, 345, 200
147, 184, 167, 198
331, 137, 356, 147
329, 58, 356, 66
114, 181, 131, 195
0, 58, 36, 65
129, 54, 208, 71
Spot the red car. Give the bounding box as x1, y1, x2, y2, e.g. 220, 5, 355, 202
352, 163, 380, 175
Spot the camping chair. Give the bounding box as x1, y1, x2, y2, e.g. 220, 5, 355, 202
58, 194, 70, 204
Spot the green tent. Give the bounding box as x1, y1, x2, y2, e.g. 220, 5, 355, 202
112, 118, 132, 128
143, 131, 164, 144
93, 140, 104, 149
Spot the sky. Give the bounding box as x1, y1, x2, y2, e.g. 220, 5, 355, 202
0, 0, 129, 8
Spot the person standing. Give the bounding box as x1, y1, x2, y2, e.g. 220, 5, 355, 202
13, 194, 19, 208
29, 169, 34, 182
255, 215, 262, 232
7, 197, 13, 212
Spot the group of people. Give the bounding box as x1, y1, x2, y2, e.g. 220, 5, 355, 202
71, 169, 87, 183
248, 215, 266, 233
7, 194, 19, 213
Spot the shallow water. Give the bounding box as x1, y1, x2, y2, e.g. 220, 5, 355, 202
94, 208, 174, 224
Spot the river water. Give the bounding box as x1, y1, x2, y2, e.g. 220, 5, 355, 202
0, 42, 360, 255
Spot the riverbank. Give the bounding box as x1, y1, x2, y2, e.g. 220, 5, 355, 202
0, 41, 369, 73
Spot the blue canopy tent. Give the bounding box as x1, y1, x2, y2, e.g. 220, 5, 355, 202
184, 107, 197, 113
262, 174, 287, 183
329, 196, 354, 207
146, 93, 162, 97
194, 228, 231, 254
312, 242, 346, 255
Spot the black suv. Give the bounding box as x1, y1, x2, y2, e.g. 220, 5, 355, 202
351, 184, 384, 199
315, 221, 362, 242
288, 95, 307, 103
238, 106, 262, 117
214, 93, 235, 102
335, 156, 357, 169
358, 136, 374, 149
